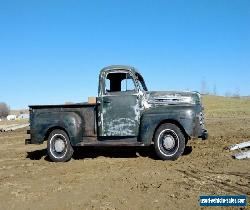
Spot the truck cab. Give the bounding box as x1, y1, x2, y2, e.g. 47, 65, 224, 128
26, 65, 208, 162
98, 67, 147, 137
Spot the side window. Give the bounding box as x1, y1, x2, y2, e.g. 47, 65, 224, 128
105, 78, 111, 93
121, 77, 135, 91
105, 72, 136, 94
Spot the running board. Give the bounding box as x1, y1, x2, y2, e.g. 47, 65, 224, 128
76, 137, 145, 147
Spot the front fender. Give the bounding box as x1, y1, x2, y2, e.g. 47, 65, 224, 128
139, 106, 197, 145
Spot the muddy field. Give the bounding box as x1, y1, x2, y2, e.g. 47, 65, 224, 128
0, 96, 250, 210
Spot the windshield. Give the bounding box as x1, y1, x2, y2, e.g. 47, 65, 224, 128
136, 73, 148, 91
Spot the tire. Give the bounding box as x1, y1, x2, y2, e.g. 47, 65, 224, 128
154, 123, 186, 161
47, 129, 74, 162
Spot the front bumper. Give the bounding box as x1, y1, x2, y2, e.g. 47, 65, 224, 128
199, 129, 208, 140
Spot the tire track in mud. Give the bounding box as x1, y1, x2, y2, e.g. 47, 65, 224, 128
177, 168, 250, 195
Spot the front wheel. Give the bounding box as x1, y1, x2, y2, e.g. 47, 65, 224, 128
154, 123, 186, 160
47, 129, 74, 162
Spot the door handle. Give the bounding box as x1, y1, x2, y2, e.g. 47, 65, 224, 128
103, 100, 111, 104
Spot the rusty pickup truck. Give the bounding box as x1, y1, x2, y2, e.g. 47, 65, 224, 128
26, 65, 208, 162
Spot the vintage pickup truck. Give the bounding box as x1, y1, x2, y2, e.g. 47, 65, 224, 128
26, 65, 208, 162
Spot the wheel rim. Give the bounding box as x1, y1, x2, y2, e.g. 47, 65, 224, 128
50, 134, 67, 159
54, 138, 66, 153
158, 129, 179, 156
162, 135, 176, 150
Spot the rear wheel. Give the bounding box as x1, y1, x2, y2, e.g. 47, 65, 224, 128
47, 129, 74, 162
154, 123, 186, 160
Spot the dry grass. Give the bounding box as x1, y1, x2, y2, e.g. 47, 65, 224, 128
203, 95, 250, 117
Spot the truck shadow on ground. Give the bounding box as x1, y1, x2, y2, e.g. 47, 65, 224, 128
26, 146, 193, 161
26, 149, 47, 161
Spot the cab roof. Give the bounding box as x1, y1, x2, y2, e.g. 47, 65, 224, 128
100, 65, 140, 75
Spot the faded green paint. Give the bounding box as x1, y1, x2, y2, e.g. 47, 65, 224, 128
29, 104, 95, 145
98, 67, 141, 136
100, 93, 140, 136
139, 105, 202, 145
27, 65, 208, 147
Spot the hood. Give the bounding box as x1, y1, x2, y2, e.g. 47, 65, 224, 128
146, 91, 201, 106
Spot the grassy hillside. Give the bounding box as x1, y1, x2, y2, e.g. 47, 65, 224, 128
203, 95, 250, 118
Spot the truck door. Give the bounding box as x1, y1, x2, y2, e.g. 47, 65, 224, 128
99, 71, 140, 137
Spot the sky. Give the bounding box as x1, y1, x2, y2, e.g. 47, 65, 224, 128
0, 0, 250, 109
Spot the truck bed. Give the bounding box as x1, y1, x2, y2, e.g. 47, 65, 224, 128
29, 103, 98, 145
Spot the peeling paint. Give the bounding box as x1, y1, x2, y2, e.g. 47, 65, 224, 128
138, 90, 151, 110
147, 91, 200, 106
133, 103, 140, 122
105, 118, 136, 136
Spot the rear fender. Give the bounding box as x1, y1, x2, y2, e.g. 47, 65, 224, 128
32, 112, 82, 145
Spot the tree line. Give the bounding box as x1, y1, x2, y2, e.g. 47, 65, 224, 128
201, 79, 240, 97
0, 102, 10, 118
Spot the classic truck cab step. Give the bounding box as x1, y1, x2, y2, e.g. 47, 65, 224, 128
76, 137, 145, 147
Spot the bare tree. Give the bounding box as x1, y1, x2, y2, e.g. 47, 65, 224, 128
225, 91, 232, 97
233, 87, 240, 98
201, 78, 206, 94
213, 85, 217, 96
0, 102, 10, 118
201, 78, 209, 95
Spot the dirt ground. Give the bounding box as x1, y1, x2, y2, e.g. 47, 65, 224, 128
0, 96, 250, 210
